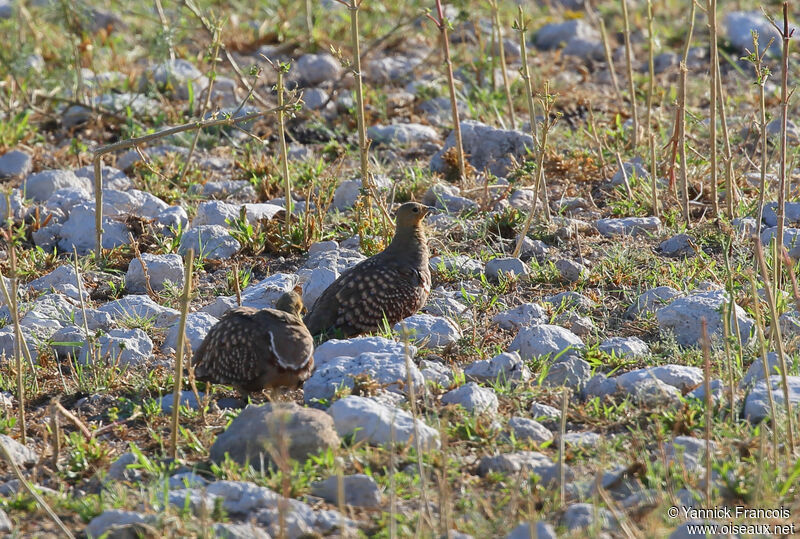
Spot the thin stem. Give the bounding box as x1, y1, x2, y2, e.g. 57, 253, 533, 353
434, 0, 467, 182
170, 249, 195, 460
708, 0, 719, 214
516, 6, 538, 146
491, 1, 515, 129
276, 68, 293, 226
775, 2, 792, 290
678, 63, 690, 227
621, 0, 639, 148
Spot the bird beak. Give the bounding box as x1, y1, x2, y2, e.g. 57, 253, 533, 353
424, 205, 438, 216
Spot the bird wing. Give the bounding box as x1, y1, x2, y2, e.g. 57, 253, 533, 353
262, 310, 314, 371
307, 256, 429, 335
193, 307, 265, 384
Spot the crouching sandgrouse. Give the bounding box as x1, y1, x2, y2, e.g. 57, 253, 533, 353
304, 201, 432, 338
193, 291, 314, 398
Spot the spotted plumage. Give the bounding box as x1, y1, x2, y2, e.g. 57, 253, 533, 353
193, 291, 314, 397
305, 201, 433, 338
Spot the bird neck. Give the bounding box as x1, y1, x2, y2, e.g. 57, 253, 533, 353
386, 224, 428, 262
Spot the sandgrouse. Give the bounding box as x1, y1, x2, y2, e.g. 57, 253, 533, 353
305, 201, 433, 338
193, 291, 314, 398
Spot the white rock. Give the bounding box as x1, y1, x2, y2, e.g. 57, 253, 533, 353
311, 474, 382, 508
313, 336, 413, 366
506, 522, 557, 539
98, 295, 180, 328
659, 233, 696, 257
744, 375, 800, 422
464, 351, 530, 385
294, 53, 342, 86
543, 357, 592, 389
74, 165, 133, 191
200, 295, 237, 319
162, 312, 218, 355
429, 254, 484, 277
610, 158, 649, 186
492, 303, 547, 330
102, 188, 168, 218
395, 314, 461, 348
58, 203, 130, 255
125, 253, 184, 293
555, 258, 588, 282
79, 328, 153, 367
304, 352, 424, 404
562, 503, 618, 533
739, 352, 781, 389
145, 58, 207, 99
241, 273, 297, 310
441, 382, 498, 414
631, 378, 683, 408
535, 19, 599, 51
595, 217, 661, 237
625, 286, 681, 318
367, 55, 423, 83
724, 11, 785, 55
509, 324, 584, 360
420, 358, 454, 387
23, 169, 91, 202
0, 150, 32, 180
87, 510, 155, 539
332, 175, 391, 211
213, 523, 271, 539
530, 402, 561, 422
0, 434, 38, 467
300, 267, 337, 309
477, 451, 568, 485
507, 417, 553, 443
759, 227, 800, 259
28, 265, 79, 293
192, 200, 283, 228
599, 336, 649, 358
656, 290, 753, 347
368, 123, 439, 145
328, 395, 440, 449
614, 365, 704, 392
178, 225, 240, 260
485, 257, 528, 279
159, 390, 205, 413
431, 120, 534, 177
544, 291, 595, 313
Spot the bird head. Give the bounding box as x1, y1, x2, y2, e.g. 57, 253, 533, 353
394, 202, 434, 229
275, 291, 305, 315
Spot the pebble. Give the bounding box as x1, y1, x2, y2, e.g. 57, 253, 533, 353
303, 351, 424, 404
328, 395, 440, 449
441, 382, 499, 414
595, 217, 661, 237
430, 120, 534, 177
599, 336, 649, 358
210, 403, 341, 465
395, 314, 461, 348
543, 357, 592, 390
125, 253, 185, 294
485, 257, 529, 280
477, 451, 570, 485
656, 290, 753, 347
0, 150, 32, 179
178, 225, 241, 260
463, 351, 531, 385
658, 233, 696, 257
311, 474, 382, 508
507, 416, 553, 444
492, 303, 547, 330
744, 375, 800, 422
509, 324, 584, 360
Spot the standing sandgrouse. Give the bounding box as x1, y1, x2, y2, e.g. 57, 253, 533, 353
305, 201, 433, 338
193, 291, 314, 398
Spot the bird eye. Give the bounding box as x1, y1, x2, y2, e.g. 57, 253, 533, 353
412, 207, 419, 212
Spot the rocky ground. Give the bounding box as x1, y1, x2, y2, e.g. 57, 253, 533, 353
0, 0, 799, 537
